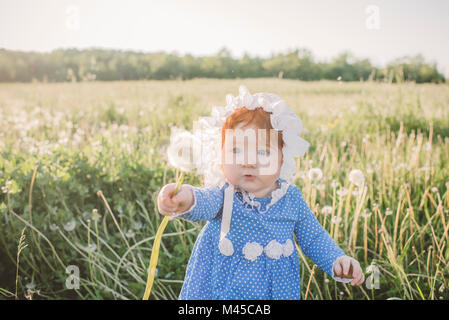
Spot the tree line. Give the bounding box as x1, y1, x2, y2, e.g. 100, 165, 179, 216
0, 47, 445, 83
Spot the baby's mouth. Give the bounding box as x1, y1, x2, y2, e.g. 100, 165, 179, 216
244, 174, 256, 180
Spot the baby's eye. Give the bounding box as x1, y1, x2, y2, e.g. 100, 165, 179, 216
257, 149, 269, 156
232, 147, 241, 154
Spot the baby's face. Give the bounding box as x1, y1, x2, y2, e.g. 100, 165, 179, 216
220, 122, 283, 198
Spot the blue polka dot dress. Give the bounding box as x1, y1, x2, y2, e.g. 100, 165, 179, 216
177, 177, 347, 300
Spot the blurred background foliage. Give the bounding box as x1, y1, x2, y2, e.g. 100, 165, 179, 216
0, 47, 445, 83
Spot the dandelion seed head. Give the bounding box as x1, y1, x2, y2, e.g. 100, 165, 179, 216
25, 282, 36, 290
132, 221, 142, 230
125, 229, 135, 238
331, 216, 342, 224
91, 209, 101, 221
308, 168, 323, 181
63, 219, 76, 231
86, 243, 97, 253
316, 183, 325, 191
336, 188, 348, 197
330, 180, 339, 188
362, 209, 372, 218
349, 169, 365, 187
394, 163, 407, 172
167, 129, 200, 172
321, 206, 333, 216
362, 134, 370, 144
82, 211, 91, 220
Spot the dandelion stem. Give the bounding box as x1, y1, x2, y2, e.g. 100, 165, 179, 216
143, 169, 184, 300
15, 228, 27, 299
97, 190, 137, 265
304, 265, 317, 300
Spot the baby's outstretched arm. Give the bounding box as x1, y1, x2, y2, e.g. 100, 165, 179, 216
157, 183, 194, 216
293, 187, 364, 286
157, 183, 225, 222
332, 256, 365, 286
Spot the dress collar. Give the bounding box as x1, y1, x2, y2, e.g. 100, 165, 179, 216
234, 178, 290, 213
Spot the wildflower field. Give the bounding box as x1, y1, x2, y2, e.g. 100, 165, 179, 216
0, 78, 448, 300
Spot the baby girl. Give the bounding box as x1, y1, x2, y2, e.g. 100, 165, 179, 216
157, 86, 364, 300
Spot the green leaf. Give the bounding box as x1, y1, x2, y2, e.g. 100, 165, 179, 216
398, 231, 416, 265
415, 281, 425, 300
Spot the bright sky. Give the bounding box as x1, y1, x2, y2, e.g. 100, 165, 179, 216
1, 0, 448, 76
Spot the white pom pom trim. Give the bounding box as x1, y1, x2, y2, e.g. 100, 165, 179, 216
264, 240, 284, 260
282, 239, 294, 257
237, 239, 295, 261
218, 237, 234, 256
242, 242, 264, 261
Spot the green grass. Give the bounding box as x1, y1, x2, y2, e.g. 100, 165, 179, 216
0, 78, 448, 300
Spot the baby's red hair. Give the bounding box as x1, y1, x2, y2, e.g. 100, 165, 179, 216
221, 107, 284, 150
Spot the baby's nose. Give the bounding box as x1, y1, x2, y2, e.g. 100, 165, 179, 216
240, 150, 258, 167
241, 162, 256, 168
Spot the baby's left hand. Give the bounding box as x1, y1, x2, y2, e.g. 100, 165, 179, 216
333, 256, 365, 286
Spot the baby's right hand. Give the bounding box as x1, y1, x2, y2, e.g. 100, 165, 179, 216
157, 183, 194, 216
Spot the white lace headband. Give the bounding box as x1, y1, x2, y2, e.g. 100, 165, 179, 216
187, 85, 310, 188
